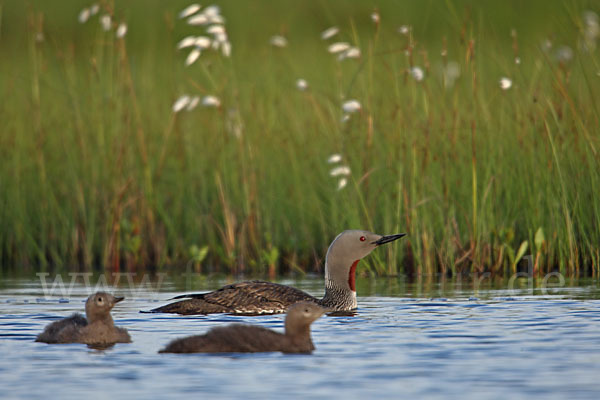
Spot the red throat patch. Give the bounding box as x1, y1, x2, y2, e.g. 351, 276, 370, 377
348, 260, 359, 291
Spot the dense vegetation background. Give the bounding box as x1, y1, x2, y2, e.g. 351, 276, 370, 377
1, 0, 599, 278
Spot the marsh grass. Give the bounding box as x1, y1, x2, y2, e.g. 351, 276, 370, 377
1, 0, 599, 278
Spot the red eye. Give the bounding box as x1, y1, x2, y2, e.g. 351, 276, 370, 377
360, 236, 366, 242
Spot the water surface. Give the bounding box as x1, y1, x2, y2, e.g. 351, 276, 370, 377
1, 278, 599, 399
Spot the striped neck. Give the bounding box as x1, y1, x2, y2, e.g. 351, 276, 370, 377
321, 268, 358, 311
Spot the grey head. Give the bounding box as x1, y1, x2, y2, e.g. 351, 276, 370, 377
325, 230, 406, 293
284, 302, 327, 336
85, 292, 124, 323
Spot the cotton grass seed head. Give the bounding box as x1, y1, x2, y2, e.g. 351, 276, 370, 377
327, 154, 342, 164
173, 95, 191, 113
555, 46, 573, 63
90, 4, 99, 15
296, 79, 308, 91
342, 100, 361, 113
177, 36, 197, 49
188, 13, 208, 25
185, 48, 201, 66
116, 23, 127, 39
270, 35, 288, 47
337, 178, 348, 191
207, 25, 225, 35
398, 25, 411, 35
186, 96, 200, 111
328, 42, 350, 54
202, 96, 221, 107
330, 166, 351, 177
221, 41, 231, 57
582, 11, 600, 51
499, 77, 512, 90
195, 36, 212, 49
78, 8, 90, 24
176, 5, 231, 63
100, 14, 111, 31
443, 61, 461, 88
179, 4, 202, 19
203, 5, 221, 18
371, 11, 380, 24
339, 47, 360, 60
321, 26, 339, 40
208, 14, 225, 24
214, 32, 228, 44
411, 66, 424, 82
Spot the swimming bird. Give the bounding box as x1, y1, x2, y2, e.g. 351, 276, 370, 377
36, 292, 131, 346
148, 230, 406, 314
159, 302, 326, 354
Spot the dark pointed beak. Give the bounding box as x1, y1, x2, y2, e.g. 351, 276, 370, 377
373, 233, 406, 246
113, 296, 125, 304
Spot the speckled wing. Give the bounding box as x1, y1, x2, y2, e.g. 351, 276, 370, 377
148, 280, 318, 315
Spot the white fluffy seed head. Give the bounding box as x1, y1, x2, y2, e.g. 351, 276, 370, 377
411, 66, 424, 82
100, 14, 111, 31
215, 32, 227, 43
179, 4, 202, 19
186, 96, 200, 111
337, 178, 348, 190
208, 14, 225, 24
371, 11, 380, 24
398, 25, 410, 35
499, 77, 512, 90
116, 23, 127, 39
178, 36, 197, 49
321, 26, 339, 40
342, 99, 361, 113
328, 42, 350, 54
202, 95, 221, 107
327, 154, 342, 163
187, 13, 208, 25
330, 166, 351, 177
185, 48, 201, 66
555, 46, 573, 63
270, 35, 288, 47
339, 47, 360, 60
78, 8, 90, 24
195, 36, 212, 48
221, 41, 231, 57
203, 5, 221, 18
207, 24, 226, 35
296, 79, 308, 91
173, 95, 191, 113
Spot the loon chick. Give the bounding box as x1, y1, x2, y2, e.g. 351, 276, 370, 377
148, 230, 406, 314
159, 302, 326, 354
36, 292, 131, 347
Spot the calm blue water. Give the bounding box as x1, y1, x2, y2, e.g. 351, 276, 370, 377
1, 278, 599, 399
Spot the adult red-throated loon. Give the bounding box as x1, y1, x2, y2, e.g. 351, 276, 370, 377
147, 230, 405, 315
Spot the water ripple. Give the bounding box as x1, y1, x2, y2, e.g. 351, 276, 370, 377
0, 286, 599, 399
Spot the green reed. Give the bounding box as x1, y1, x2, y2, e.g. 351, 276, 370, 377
1, 0, 599, 278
